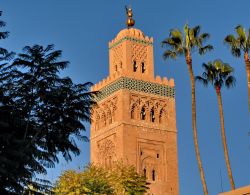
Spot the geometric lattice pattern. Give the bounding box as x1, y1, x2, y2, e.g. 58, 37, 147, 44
109, 36, 153, 49
95, 77, 175, 101
132, 43, 147, 62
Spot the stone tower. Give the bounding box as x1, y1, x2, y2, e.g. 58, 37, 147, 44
90, 19, 179, 194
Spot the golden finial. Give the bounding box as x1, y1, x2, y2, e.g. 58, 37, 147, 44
125, 5, 135, 28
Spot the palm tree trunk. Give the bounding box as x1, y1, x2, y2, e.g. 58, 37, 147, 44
216, 87, 235, 190
244, 52, 250, 112
186, 53, 208, 195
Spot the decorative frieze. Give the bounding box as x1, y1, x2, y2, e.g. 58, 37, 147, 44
109, 36, 153, 49
95, 77, 175, 101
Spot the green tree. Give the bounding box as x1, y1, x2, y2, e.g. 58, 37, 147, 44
55, 163, 149, 195
161, 24, 213, 195
111, 162, 149, 195
196, 59, 236, 190
0, 11, 14, 61
224, 25, 250, 111
54, 167, 113, 195
0, 44, 95, 194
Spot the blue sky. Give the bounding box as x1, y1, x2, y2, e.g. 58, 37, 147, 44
2, 1, 250, 194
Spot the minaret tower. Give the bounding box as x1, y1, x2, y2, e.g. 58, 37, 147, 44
90, 7, 179, 195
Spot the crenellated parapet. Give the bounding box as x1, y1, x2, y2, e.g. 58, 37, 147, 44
92, 72, 174, 91
91, 74, 175, 102
109, 28, 153, 49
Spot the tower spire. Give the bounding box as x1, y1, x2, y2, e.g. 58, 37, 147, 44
125, 5, 135, 28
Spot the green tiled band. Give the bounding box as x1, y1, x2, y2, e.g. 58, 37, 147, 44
95, 77, 175, 101
109, 36, 153, 49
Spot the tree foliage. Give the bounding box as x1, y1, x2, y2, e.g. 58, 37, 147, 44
54, 163, 149, 195
224, 25, 250, 57
0, 44, 95, 194
161, 24, 213, 60
196, 59, 236, 90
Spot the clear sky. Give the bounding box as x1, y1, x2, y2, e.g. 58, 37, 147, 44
1, 1, 250, 194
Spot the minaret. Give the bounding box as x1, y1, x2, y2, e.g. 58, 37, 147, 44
90, 7, 179, 195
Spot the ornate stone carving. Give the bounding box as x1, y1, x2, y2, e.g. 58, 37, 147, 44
98, 139, 116, 167
112, 44, 123, 72
129, 94, 170, 124
132, 43, 147, 62
91, 96, 118, 130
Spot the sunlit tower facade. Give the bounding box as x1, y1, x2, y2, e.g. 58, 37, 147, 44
90, 8, 179, 194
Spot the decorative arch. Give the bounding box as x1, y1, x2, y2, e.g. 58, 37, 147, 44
150, 107, 156, 122
109, 101, 117, 122
140, 106, 146, 120
131, 103, 139, 119
102, 139, 115, 168
141, 156, 158, 181
106, 108, 112, 124
141, 62, 146, 73
159, 107, 167, 124
100, 111, 106, 128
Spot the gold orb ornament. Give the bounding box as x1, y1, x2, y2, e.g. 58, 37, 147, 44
125, 6, 135, 28
127, 18, 135, 27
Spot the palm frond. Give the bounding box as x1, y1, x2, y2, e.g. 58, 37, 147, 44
195, 76, 208, 86
225, 75, 236, 88
0, 32, 8, 40
199, 45, 213, 55
224, 34, 241, 57
197, 59, 235, 90
192, 25, 201, 38
0, 20, 6, 27
162, 50, 178, 60
235, 25, 247, 43
247, 28, 250, 51
170, 29, 183, 41
44, 44, 54, 53
197, 33, 210, 47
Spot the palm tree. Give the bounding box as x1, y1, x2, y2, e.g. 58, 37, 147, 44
224, 25, 250, 111
161, 24, 213, 195
196, 59, 236, 190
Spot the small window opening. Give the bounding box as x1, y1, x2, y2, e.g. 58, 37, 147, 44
115, 65, 117, 71
143, 168, 147, 178
120, 61, 122, 69
140, 151, 143, 155
157, 154, 159, 158
159, 109, 164, 124
152, 170, 156, 181
140, 107, 146, 120
133, 61, 138, 72
150, 109, 155, 122
141, 62, 146, 73
131, 108, 135, 119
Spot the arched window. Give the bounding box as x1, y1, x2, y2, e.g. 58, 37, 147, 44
143, 168, 147, 178
141, 62, 146, 73
131, 109, 135, 119
150, 108, 155, 122
159, 108, 166, 124
120, 61, 122, 69
152, 169, 156, 181
133, 61, 138, 72
140, 107, 146, 120
115, 64, 117, 72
